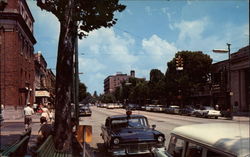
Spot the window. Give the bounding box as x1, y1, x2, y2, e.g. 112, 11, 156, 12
20, 68, 23, 77
186, 142, 202, 157
168, 136, 185, 157
206, 149, 225, 157
111, 117, 149, 129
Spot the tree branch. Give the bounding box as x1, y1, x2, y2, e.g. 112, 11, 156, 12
36, 0, 60, 19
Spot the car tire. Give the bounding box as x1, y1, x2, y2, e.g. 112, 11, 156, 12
215, 116, 218, 119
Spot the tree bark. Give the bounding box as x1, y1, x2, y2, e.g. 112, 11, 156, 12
54, 0, 76, 152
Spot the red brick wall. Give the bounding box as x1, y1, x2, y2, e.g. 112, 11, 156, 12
0, 0, 35, 109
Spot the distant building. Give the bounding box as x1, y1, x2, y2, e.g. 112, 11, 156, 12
104, 72, 130, 94
104, 70, 144, 93
0, 0, 36, 119
211, 45, 249, 112
34, 52, 55, 107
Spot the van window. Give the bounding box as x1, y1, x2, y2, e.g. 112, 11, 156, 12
168, 136, 185, 157
186, 142, 202, 157
206, 149, 225, 157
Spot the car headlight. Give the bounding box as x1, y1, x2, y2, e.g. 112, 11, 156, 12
157, 136, 164, 142
113, 138, 120, 144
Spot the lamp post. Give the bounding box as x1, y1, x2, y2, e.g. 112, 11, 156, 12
213, 43, 232, 116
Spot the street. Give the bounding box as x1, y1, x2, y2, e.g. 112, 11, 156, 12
80, 106, 248, 157
0, 106, 249, 156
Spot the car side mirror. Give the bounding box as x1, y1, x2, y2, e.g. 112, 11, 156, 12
152, 124, 156, 130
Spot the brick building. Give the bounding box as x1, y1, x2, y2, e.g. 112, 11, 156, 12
0, 0, 36, 119
104, 70, 143, 94
34, 52, 55, 107
104, 72, 130, 94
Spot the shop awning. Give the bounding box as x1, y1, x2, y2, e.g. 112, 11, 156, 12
35, 90, 50, 97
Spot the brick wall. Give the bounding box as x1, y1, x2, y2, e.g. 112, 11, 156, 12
0, 0, 36, 119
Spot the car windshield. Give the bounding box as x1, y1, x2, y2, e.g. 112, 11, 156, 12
80, 106, 89, 110
111, 117, 149, 129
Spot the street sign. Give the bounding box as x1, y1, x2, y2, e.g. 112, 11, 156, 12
76, 125, 92, 143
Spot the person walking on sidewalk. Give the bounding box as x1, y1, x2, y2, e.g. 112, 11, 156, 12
41, 104, 50, 122
24, 103, 34, 131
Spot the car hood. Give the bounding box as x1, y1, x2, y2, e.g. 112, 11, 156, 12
111, 128, 161, 142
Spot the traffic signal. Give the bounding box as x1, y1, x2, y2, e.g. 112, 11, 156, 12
175, 55, 184, 70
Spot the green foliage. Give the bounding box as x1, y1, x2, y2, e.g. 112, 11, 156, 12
79, 82, 87, 101
100, 93, 116, 103
36, 0, 126, 38
165, 51, 212, 98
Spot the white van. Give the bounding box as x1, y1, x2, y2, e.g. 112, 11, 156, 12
152, 123, 249, 157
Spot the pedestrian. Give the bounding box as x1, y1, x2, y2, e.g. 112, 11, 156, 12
215, 104, 219, 110
36, 116, 54, 147
23, 103, 34, 131
41, 104, 51, 122
33, 103, 38, 112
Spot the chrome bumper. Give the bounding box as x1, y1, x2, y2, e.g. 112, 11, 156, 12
109, 143, 165, 156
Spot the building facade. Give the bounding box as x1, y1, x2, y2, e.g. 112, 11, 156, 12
104, 72, 130, 94
104, 70, 138, 93
34, 52, 55, 108
0, 0, 36, 119
211, 45, 249, 112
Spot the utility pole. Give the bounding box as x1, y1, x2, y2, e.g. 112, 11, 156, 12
213, 43, 233, 118
227, 43, 232, 115
175, 55, 184, 108
75, 32, 79, 122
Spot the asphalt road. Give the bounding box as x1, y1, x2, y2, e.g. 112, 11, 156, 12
80, 106, 245, 157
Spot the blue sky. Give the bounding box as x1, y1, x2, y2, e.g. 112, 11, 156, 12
27, 0, 249, 94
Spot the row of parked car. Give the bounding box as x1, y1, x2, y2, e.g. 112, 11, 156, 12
142, 105, 221, 119
97, 103, 223, 119
97, 103, 123, 109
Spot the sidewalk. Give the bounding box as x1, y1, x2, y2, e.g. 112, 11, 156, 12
1, 114, 41, 155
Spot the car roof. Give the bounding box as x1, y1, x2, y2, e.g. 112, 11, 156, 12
109, 114, 146, 119
172, 123, 249, 157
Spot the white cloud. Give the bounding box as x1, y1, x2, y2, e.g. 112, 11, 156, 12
174, 17, 208, 42
27, 1, 60, 41
142, 35, 178, 72
79, 58, 106, 73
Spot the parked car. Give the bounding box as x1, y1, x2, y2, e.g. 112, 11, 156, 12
101, 111, 165, 156
107, 103, 115, 109
79, 106, 92, 117
152, 105, 166, 112
194, 106, 221, 119
165, 106, 180, 114
179, 106, 195, 116
152, 123, 249, 157
127, 104, 140, 110
145, 105, 155, 112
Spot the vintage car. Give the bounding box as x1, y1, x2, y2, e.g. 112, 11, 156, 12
107, 103, 115, 109
79, 106, 92, 117
179, 106, 195, 116
152, 123, 249, 157
152, 105, 166, 112
101, 111, 165, 156
165, 106, 180, 114
193, 106, 221, 119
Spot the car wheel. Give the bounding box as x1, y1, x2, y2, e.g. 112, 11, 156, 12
215, 116, 218, 119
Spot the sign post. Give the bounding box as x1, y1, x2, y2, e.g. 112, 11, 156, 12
76, 125, 92, 157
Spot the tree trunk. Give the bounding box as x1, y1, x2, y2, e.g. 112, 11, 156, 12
54, 0, 76, 152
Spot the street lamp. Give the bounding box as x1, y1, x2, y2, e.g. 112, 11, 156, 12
213, 43, 232, 115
